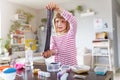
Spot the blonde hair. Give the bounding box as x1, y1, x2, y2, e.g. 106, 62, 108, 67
53, 13, 70, 33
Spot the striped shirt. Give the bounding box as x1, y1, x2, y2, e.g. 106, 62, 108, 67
50, 10, 77, 66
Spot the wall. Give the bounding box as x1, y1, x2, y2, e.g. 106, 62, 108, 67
38, 0, 113, 53
37, 0, 114, 65
112, 0, 120, 68
1, 0, 119, 68
0, 0, 40, 39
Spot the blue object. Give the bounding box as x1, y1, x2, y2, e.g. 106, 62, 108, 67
95, 71, 106, 75
94, 66, 107, 76
3, 68, 16, 73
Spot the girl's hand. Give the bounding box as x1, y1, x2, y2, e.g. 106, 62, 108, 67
42, 50, 53, 58
46, 2, 62, 12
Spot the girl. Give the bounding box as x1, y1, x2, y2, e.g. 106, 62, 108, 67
42, 2, 77, 65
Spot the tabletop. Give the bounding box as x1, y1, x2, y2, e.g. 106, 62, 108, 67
15, 63, 113, 80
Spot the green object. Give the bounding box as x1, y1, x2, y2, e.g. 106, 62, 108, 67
76, 5, 83, 12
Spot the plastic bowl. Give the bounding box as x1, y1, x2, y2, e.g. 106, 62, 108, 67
46, 62, 61, 72
2, 72, 16, 80
2, 68, 16, 80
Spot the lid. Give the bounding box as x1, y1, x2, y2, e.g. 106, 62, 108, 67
3, 68, 16, 73
44, 72, 50, 77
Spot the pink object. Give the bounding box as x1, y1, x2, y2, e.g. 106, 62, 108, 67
50, 10, 77, 66
15, 63, 25, 70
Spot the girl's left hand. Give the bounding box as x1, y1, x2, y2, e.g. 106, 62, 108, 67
42, 50, 53, 58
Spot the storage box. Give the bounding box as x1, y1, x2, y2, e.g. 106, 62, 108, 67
94, 66, 107, 75
46, 62, 61, 72
96, 32, 108, 39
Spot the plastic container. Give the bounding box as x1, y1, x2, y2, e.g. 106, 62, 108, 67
10, 59, 16, 68
94, 66, 107, 75
60, 65, 70, 71
71, 65, 90, 74
46, 62, 61, 72
1, 68, 16, 80
38, 70, 50, 79
25, 48, 33, 67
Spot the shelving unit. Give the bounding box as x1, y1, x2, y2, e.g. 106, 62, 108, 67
80, 12, 95, 17
10, 24, 38, 55
10, 30, 25, 54
92, 39, 113, 71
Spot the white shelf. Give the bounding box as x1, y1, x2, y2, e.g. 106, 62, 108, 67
12, 51, 25, 53
11, 43, 25, 45
12, 34, 24, 37
80, 12, 95, 17
94, 64, 110, 67
93, 54, 109, 57
92, 39, 113, 71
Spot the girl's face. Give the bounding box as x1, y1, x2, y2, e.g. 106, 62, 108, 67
55, 18, 67, 32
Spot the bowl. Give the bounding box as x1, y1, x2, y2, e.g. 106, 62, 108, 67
46, 62, 61, 72
71, 65, 90, 74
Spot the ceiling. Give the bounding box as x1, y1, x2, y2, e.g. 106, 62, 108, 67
7, 0, 74, 10
7, 0, 120, 10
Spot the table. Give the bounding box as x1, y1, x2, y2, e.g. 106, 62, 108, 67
15, 64, 113, 80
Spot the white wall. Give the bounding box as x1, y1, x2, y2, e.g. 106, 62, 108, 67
38, 0, 113, 54
0, 0, 113, 53
0, 0, 40, 40
1, 0, 119, 67
36, 0, 113, 65
116, 14, 120, 67
112, 0, 120, 68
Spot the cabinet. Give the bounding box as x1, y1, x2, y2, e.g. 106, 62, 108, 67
92, 39, 113, 71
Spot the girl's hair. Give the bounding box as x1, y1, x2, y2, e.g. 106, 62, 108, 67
53, 13, 70, 33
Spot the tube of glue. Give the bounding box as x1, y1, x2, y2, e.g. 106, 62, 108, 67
60, 73, 69, 80
38, 70, 50, 78
57, 70, 66, 79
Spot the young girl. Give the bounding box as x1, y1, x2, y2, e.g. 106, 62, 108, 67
42, 2, 77, 65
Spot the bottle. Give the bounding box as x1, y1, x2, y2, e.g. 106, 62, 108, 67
10, 59, 16, 68
25, 47, 33, 67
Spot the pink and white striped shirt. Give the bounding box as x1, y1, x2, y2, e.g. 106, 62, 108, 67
50, 10, 77, 66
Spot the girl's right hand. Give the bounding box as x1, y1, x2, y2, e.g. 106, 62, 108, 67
46, 2, 62, 12
42, 50, 53, 58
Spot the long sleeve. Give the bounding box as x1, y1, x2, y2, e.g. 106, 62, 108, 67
61, 10, 77, 36
49, 10, 77, 65
50, 36, 58, 54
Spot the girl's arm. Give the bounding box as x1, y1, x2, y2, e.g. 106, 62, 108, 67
61, 10, 77, 35
50, 36, 58, 55
42, 36, 57, 58
54, 4, 77, 36
46, 2, 77, 35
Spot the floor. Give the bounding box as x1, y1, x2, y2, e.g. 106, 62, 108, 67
114, 69, 120, 80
